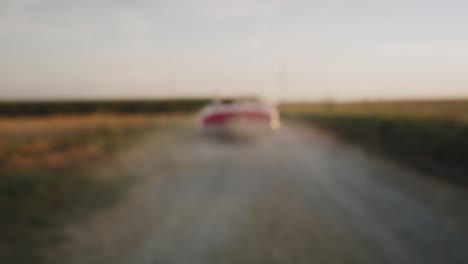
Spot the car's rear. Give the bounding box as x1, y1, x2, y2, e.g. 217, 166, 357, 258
199, 99, 280, 137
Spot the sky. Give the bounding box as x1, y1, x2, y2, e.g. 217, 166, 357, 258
1, 0, 468, 101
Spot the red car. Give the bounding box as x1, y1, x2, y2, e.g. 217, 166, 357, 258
199, 99, 280, 136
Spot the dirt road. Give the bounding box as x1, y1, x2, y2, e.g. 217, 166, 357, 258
54, 123, 468, 264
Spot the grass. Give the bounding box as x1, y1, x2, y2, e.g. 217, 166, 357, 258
282, 99, 468, 122
0, 171, 130, 263
0, 114, 166, 263
282, 100, 468, 184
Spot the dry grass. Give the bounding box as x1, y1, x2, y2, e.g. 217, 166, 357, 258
0, 114, 170, 138
0, 114, 172, 264
0, 114, 168, 171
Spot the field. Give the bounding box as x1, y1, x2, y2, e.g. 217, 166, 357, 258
0, 114, 170, 264
0, 99, 210, 117
281, 99, 468, 184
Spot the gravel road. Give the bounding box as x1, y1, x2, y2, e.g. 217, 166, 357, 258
55, 123, 468, 264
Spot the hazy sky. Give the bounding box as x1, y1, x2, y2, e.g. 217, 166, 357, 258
1, 0, 468, 101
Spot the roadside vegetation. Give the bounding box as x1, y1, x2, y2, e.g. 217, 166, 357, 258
282, 99, 468, 121
282, 100, 468, 184
0, 99, 210, 117
0, 114, 166, 264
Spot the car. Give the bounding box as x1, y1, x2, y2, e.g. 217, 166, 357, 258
198, 99, 280, 136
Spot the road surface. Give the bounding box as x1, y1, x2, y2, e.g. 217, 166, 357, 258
54, 123, 468, 264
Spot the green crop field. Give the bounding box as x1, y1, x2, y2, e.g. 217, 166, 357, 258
282, 99, 468, 185
281, 99, 468, 122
